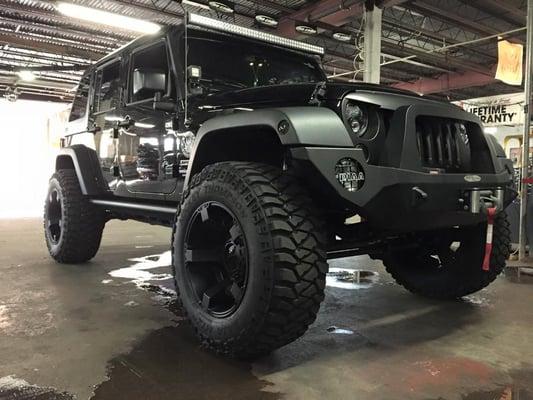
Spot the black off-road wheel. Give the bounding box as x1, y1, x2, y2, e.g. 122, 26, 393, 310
44, 169, 105, 263
383, 211, 510, 300
172, 162, 328, 358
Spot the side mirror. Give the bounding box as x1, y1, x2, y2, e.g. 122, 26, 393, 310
187, 65, 203, 96
153, 92, 176, 112
133, 68, 166, 97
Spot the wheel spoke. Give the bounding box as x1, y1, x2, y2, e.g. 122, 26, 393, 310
185, 247, 223, 263
200, 205, 210, 222
201, 279, 230, 311
228, 282, 243, 302
229, 222, 242, 242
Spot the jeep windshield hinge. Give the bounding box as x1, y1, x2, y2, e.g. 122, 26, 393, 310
309, 81, 327, 106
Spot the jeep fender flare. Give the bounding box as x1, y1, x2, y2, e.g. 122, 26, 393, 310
55, 144, 108, 196
184, 107, 352, 187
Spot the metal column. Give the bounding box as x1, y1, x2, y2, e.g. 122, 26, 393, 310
519, 0, 533, 261
363, 4, 382, 84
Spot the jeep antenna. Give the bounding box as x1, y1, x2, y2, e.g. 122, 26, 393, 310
184, 11, 189, 126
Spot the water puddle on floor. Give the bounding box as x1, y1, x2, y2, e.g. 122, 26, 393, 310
108, 251, 175, 294
0, 376, 74, 400
326, 326, 354, 335
326, 268, 379, 290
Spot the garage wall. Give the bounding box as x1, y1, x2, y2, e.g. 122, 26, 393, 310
0, 99, 69, 218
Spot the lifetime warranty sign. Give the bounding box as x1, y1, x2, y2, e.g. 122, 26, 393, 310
454, 93, 525, 127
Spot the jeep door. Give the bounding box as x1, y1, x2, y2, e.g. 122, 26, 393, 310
116, 38, 179, 197
88, 58, 125, 186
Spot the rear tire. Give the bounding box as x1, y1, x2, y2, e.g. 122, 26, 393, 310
383, 211, 510, 300
44, 169, 105, 263
172, 162, 328, 358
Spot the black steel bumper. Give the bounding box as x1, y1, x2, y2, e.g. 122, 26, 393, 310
291, 146, 516, 232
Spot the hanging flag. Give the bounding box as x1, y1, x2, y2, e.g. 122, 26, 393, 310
496, 40, 523, 86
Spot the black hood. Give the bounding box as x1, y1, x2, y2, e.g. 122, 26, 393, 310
189, 81, 428, 111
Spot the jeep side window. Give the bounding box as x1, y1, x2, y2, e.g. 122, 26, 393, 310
129, 42, 169, 103
69, 73, 90, 122
93, 61, 121, 113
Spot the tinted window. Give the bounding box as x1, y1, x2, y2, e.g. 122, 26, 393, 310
69, 73, 90, 121
93, 61, 121, 113
187, 38, 323, 92
130, 43, 169, 102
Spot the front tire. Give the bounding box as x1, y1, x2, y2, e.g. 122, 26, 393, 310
173, 162, 328, 358
44, 169, 105, 263
383, 211, 510, 300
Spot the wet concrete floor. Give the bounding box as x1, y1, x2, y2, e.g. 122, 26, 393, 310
0, 218, 532, 400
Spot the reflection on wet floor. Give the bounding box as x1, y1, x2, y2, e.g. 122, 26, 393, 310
461, 386, 533, 400
3, 245, 533, 400
90, 326, 279, 400
326, 267, 380, 289
504, 266, 533, 284
0, 376, 74, 400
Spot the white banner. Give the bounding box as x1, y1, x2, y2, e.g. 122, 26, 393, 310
454, 93, 525, 126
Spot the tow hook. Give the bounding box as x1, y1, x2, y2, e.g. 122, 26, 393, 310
467, 188, 504, 271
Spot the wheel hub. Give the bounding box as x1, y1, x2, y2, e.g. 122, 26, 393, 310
183, 202, 249, 318
46, 189, 62, 245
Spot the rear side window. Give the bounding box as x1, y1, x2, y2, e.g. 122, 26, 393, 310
130, 43, 169, 103
93, 61, 121, 113
69, 73, 90, 121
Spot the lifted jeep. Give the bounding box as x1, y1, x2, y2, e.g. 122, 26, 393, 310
44, 14, 515, 358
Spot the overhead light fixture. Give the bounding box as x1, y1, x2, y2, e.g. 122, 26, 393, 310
295, 24, 317, 35
56, 3, 160, 34
16, 70, 36, 81
255, 15, 278, 28
188, 14, 324, 55
208, 1, 234, 13
182, 0, 210, 10
333, 32, 352, 42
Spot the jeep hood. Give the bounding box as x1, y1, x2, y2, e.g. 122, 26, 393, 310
190, 82, 434, 112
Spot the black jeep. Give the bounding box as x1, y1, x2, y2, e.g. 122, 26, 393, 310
44, 14, 515, 358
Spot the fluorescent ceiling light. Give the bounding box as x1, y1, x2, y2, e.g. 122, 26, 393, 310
16, 70, 36, 81
188, 14, 324, 55
56, 3, 160, 34
208, 1, 233, 13
255, 15, 278, 27
182, 0, 210, 10
333, 32, 352, 42
295, 25, 317, 35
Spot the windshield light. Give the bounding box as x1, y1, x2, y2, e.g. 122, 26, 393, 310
188, 13, 324, 56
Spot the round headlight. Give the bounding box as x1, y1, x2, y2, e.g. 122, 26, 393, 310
344, 101, 369, 137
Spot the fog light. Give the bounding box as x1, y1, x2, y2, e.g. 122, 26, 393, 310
335, 158, 365, 192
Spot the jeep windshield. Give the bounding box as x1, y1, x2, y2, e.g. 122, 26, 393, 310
187, 37, 324, 92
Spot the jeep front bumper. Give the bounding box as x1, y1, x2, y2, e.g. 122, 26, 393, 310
291, 146, 516, 232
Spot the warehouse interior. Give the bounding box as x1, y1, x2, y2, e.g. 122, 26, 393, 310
0, 0, 532, 399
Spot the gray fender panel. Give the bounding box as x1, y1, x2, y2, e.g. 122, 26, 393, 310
56, 145, 108, 196
184, 106, 352, 187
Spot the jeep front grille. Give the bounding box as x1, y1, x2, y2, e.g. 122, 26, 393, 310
416, 117, 471, 172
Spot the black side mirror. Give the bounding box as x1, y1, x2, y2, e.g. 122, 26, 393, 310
133, 68, 166, 97
153, 92, 176, 112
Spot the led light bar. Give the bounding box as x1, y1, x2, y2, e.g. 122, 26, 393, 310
188, 13, 325, 56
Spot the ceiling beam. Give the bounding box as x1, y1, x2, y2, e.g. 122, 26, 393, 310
458, 0, 526, 27
390, 66, 498, 94
408, 1, 503, 37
